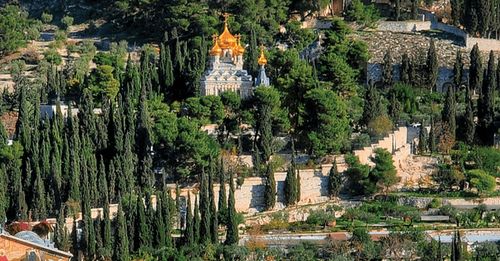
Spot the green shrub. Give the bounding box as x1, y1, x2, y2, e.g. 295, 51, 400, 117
428, 198, 442, 209
306, 209, 335, 227
467, 169, 496, 194
345, 0, 380, 28
44, 48, 62, 65
61, 15, 74, 30
41, 12, 53, 24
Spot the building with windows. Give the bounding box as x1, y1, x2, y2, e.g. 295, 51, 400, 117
0, 230, 72, 261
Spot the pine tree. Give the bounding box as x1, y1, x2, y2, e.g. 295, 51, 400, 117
264, 164, 276, 210
477, 51, 496, 146
469, 44, 483, 94
400, 53, 411, 84
328, 159, 342, 198
284, 164, 298, 206
113, 204, 130, 261
442, 85, 457, 139
426, 39, 438, 91
418, 124, 428, 154
453, 50, 464, 89
225, 170, 238, 245
382, 50, 393, 88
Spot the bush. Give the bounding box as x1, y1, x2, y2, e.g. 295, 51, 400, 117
367, 115, 393, 138
345, 0, 380, 28
428, 198, 442, 209
61, 16, 74, 30
467, 169, 496, 194
44, 48, 62, 65
41, 12, 53, 24
306, 209, 335, 227
22, 50, 40, 64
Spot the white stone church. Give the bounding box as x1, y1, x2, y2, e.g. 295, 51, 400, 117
200, 15, 270, 99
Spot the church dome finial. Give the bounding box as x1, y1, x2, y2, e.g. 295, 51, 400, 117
210, 34, 222, 56
218, 13, 237, 49
258, 45, 267, 66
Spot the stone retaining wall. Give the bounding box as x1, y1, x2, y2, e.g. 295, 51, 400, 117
377, 21, 431, 32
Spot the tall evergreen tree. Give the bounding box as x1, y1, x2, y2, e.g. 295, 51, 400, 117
428, 118, 437, 153
400, 53, 411, 84
442, 85, 457, 139
464, 86, 476, 145
328, 159, 342, 198
136, 192, 151, 249
208, 167, 219, 243
218, 159, 228, 224
159, 42, 174, 96
362, 82, 383, 126
113, 204, 130, 261
477, 51, 496, 145
184, 192, 194, 247
54, 206, 70, 251
193, 196, 200, 244
199, 169, 211, 244
453, 50, 464, 89
225, 170, 238, 245
102, 193, 112, 258
264, 164, 276, 210
382, 50, 393, 88
31, 162, 47, 220
426, 39, 438, 90
418, 123, 428, 154
284, 163, 298, 206
154, 196, 167, 248
469, 44, 482, 94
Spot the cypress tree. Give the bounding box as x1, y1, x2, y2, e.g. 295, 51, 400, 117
442, 85, 457, 139
136, 193, 151, 249
208, 168, 219, 243
497, 57, 500, 92
161, 190, 172, 247
450, 0, 462, 26
199, 170, 211, 244
255, 91, 275, 164
464, 86, 476, 145
175, 183, 181, 228
113, 204, 130, 261
122, 133, 135, 194
159, 42, 174, 96
400, 53, 411, 84
32, 163, 47, 220
453, 50, 464, 89
264, 164, 276, 210
477, 51, 496, 146
362, 82, 383, 126
428, 118, 437, 153
328, 159, 342, 198
54, 206, 70, 251
0, 166, 7, 224
418, 124, 428, 154
218, 160, 228, 224
102, 194, 112, 258
94, 215, 103, 257
97, 157, 109, 209
426, 39, 438, 91
382, 50, 393, 88
184, 192, 194, 247
469, 44, 482, 94
154, 196, 167, 248
193, 196, 200, 244
225, 170, 238, 245
284, 164, 298, 206
50, 137, 62, 211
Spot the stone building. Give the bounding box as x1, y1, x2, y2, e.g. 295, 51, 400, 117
201, 14, 271, 99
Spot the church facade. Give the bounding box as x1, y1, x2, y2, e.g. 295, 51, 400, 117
200, 15, 269, 99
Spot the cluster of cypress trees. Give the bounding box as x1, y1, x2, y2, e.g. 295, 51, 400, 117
451, 0, 500, 38
0, 26, 248, 258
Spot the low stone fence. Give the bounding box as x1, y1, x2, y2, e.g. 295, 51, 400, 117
376, 21, 431, 32
466, 37, 500, 52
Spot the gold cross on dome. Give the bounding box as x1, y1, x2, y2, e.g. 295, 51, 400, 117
223, 13, 230, 23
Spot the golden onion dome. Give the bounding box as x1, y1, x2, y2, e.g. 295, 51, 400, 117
218, 14, 237, 49
258, 46, 267, 66
209, 34, 222, 56
234, 35, 245, 56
